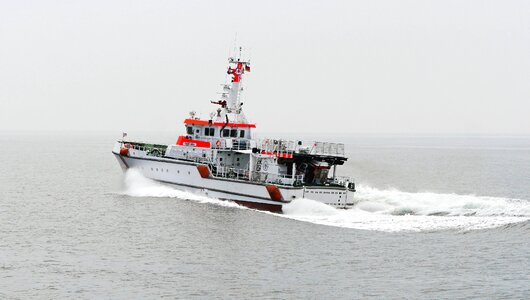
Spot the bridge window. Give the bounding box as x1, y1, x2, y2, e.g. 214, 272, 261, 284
186, 126, 193, 134
204, 127, 215, 136
222, 129, 230, 137
230, 129, 237, 137
240, 130, 245, 138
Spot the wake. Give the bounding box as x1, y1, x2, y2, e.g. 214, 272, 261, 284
120, 169, 242, 209
121, 169, 530, 232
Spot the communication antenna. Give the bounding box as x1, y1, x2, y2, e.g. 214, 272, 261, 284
232, 33, 238, 59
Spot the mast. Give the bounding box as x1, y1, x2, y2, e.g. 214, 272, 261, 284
209, 47, 252, 125
226, 48, 250, 120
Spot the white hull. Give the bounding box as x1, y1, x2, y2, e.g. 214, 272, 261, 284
113, 150, 354, 212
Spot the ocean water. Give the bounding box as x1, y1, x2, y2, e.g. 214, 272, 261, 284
1, 132, 529, 299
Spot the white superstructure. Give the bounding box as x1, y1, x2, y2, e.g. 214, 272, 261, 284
113, 49, 355, 212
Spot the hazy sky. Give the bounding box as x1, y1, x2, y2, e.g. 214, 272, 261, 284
1, 0, 529, 135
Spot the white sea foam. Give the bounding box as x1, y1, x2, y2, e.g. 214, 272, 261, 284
121, 169, 242, 209
280, 185, 530, 232
121, 169, 530, 232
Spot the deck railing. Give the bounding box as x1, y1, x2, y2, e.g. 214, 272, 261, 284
257, 139, 345, 157
212, 165, 304, 186
120, 141, 167, 157
214, 139, 252, 151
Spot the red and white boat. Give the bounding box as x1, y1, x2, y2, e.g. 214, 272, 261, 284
113, 49, 355, 212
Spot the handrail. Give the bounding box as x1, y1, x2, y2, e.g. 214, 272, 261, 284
211, 165, 304, 186
257, 138, 345, 157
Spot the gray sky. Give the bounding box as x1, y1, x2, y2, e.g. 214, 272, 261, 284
1, 0, 529, 135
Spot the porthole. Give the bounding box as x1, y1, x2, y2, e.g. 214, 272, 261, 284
156, 168, 158, 171
151, 168, 153, 171
177, 170, 180, 174
188, 171, 190, 175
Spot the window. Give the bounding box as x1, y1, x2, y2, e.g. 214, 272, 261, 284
240, 130, 245, 138
186, 126, 193, 134
230, 129, 237, 137
222, 129, 230, 137
204, 128, 216, 137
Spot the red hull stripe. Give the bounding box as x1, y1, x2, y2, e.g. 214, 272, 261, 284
176, 136, 211, 148
196, 165, 211, 178
265, 184, 284, 201
184, 119, 256, 128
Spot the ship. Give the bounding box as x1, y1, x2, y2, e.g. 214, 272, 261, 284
112, 49, 356, 212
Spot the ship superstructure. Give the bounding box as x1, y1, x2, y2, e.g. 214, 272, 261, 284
112, 49, 355, 212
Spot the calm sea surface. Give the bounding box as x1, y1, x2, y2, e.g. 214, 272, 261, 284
1, 132, 529, 299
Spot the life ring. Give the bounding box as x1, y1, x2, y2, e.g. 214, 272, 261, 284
216, 140, 221, 148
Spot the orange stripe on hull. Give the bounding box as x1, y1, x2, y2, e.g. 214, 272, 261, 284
265, 184, 284, 201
